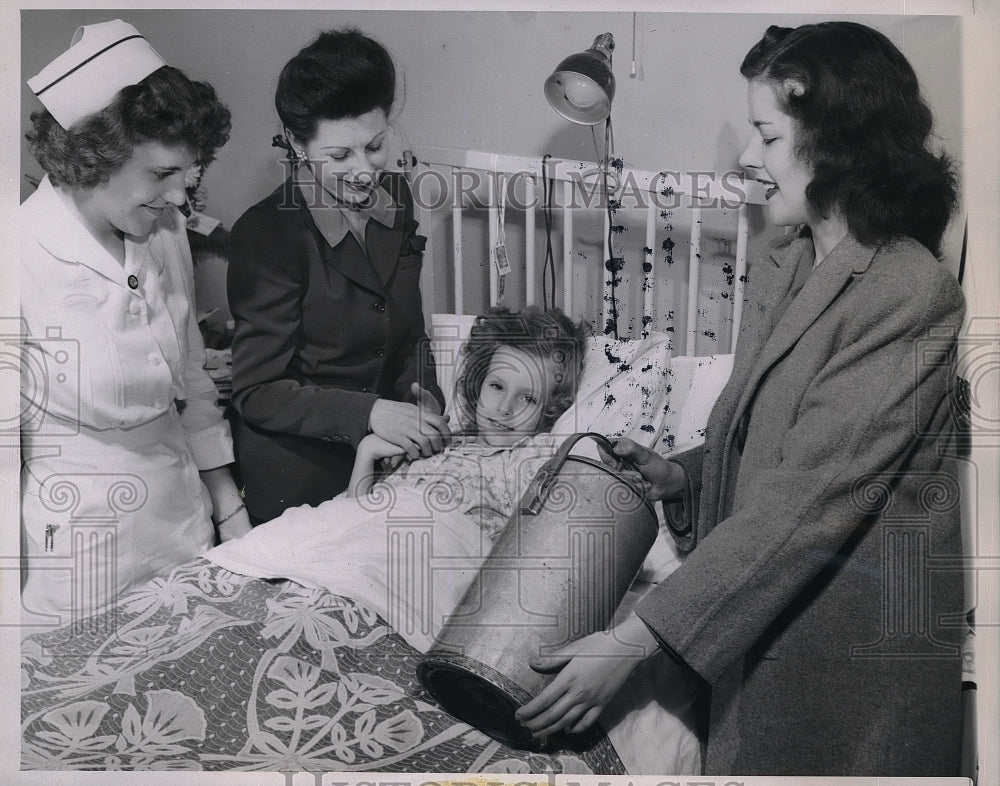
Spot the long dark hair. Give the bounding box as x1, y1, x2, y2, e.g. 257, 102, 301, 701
741, 22, 958, 256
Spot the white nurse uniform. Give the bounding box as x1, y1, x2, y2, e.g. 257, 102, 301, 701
19, 176, 234, 628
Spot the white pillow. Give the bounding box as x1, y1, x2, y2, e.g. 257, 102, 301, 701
550, 332, 674, 447
654, 353, 735, 454
428, 313, 479, 419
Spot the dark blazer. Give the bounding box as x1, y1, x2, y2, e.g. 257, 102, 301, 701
637, 232, 966, 775
228, 171, 443, 521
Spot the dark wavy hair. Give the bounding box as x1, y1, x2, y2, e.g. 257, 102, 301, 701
455, 306, 589, 435
740, 21, 958, 256
27, 66, 231, 190
276, 28, 396, 145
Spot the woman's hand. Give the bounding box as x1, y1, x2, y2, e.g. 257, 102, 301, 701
216, 507, 253, 542
369, 398, 450, 460
598, 437, 685, 502
410, 381, 443, 416
200, 466, 253, 542
514, 614, 659, 739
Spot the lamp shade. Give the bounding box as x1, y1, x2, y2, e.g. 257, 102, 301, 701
544, 33, 615, 125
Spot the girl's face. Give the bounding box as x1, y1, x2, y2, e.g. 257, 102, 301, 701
76, 141, 194, 241
475, 346, 560, 448
295, 108, 390, 206
739, 79, 815, 229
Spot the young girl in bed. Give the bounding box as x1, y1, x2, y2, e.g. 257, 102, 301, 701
206, 306, 588, 649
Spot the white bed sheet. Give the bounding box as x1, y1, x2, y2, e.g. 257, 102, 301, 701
211, 319, 733, 774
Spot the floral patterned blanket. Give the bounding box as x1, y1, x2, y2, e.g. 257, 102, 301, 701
21, 559, 625, 774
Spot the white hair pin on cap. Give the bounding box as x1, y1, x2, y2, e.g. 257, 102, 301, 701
27, 19, 166, 129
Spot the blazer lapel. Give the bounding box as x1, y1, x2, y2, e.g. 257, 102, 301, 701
302, 212, 387, 296
757, 233, 875, 375
724, 237, 810, 418
729, 233, 878, 436
364, 212, 404, 286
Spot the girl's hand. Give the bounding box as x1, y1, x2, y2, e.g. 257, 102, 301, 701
514, 614, 659, 739
598, 437, 684, 502
369, 399, 451, 460
359, 433, 407, 461
348, 434, 409, 498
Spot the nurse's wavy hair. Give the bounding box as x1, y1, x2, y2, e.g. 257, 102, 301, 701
454, 306, 589, 436
27, 66, 231, 190
276, 28, 396, 145
741, 21, 958, 257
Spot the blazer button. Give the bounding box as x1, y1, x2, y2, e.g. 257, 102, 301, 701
374, 347, 385, 358
372, 300, 386, 313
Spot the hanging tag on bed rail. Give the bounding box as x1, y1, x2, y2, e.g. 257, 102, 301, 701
492, 242, 512, 276
491, 172, 511, 299
492, 243, 510, 299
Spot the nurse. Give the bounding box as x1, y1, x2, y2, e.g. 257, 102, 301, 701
21, 20, 249, 627
227, 29, 449, 523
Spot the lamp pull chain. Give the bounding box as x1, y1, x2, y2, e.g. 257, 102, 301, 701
630, 12, 638, 78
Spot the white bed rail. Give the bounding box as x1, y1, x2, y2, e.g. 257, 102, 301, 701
408, 146, 768, 354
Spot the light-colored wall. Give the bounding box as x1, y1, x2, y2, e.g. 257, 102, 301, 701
20, 9, 965, 332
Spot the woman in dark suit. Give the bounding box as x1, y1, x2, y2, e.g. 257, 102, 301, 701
228, 29, 449, 523
517, 22, 967, 776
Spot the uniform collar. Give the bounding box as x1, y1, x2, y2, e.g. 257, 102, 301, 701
23, 175, 176, 286
292, 165, 398, 248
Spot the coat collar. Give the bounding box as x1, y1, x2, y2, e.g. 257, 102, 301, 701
293, 164, 398, 249
289, 174, 409, 297
767, 227, 876, 275
729, 231, 880, 440
762, 231, 879, 365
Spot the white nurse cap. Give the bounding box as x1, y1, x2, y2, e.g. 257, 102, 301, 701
27, 19, 166, 129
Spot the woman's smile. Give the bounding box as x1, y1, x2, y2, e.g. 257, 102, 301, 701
738, 79, 814, 228
757, 177, 778, 199
296, 109, 390, 206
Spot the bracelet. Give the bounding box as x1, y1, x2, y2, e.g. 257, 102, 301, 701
214, 503, 246, 527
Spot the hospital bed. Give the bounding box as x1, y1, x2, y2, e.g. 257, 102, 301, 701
21, 146, 977, 776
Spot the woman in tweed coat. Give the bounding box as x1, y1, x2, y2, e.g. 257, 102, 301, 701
517, 22, 966, 776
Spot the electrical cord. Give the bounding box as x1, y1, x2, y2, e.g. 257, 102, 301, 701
603, 114, 621, 339
541, 154, 557, 312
